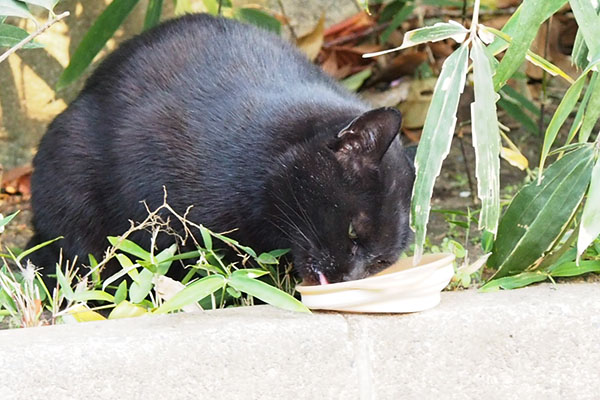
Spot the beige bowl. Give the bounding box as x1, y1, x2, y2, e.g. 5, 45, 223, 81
295, 253, 455, 313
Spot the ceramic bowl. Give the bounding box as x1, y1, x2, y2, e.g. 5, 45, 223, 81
295, 253, 455, 313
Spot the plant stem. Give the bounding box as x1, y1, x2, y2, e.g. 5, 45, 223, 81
0, 11, 70, 64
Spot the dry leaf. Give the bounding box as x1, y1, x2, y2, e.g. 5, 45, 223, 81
297, 14, 326, 61
500, 147, 529, 170
1, 164, 32, 197
154, 275, 202, 313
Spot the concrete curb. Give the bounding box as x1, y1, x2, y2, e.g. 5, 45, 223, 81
1, 283, 599, 399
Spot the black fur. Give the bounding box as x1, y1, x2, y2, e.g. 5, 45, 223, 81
28, 14, 415, 285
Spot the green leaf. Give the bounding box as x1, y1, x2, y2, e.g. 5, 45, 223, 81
493, 0, 569, 90
256, 252, 278, 265
107, 236, 150, 261
569, 0, 600, 59
143, 0, 163, 31
411, 44, 469, 260
72, 289, 115, 303
0, 23, 43, 49
365, 21, 467, 57
200, 225, 212, 251
577, 156, 600, 260
234, 8, 281, 34
549, 260, 600, 277
380, 4, 414, 43
129, 267, 153, 303
229, 270, 309, 313
379, 0, 406, 23
479, 271, 548, 292
470, 37, 501, 234
21, 0, 58, 12
578, 71, 600, 142
108, 300, 147, 319
483, 25, 574, 84
154, 274, 225, 314
538, 74, 586, 175
341, 68, 372, 92
231, 268, 269, 279
0, 0, 33, 19
226, 286, 241, 298
0, 210, 19, 229
267, 248, 290, 258
114, 280, 127, 304
211, 232, 257, 257
16, 236, 62, 263
155, 243, 176, 275
565, 71, 598, 145
488, 146, 594, 279
55, 266, 74, 300
202, 0, 218, 15
571, 29, 589, 70
56, 0, 140, 90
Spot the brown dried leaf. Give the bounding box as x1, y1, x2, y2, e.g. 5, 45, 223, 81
297, 14, 326, 61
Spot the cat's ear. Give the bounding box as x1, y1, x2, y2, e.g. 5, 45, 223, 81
330, 107, 402, 172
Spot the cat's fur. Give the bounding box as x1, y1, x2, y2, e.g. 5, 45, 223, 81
28, 14, 415, 285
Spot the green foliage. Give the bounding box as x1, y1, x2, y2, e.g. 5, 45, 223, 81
0, 201, 307, 329
377, 0, 600, 289
0, 23, 43, 48
488, 146, 595, 279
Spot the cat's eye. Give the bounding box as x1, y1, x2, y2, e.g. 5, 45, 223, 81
348, 222, 358, 240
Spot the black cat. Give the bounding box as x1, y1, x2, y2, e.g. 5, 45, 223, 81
28, 14, 415, 285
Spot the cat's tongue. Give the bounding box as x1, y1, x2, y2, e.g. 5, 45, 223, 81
318, 272, 329, 285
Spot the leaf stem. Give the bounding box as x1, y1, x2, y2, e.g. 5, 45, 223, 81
0, 11, 70, 63
0, 11, 70, 64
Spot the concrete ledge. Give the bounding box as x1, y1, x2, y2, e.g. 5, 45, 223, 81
1, 283, 599, 399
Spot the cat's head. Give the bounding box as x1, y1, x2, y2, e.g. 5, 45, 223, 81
269, 107, 415, 285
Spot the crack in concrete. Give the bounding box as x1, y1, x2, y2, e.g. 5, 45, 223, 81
343, 315, 376, 400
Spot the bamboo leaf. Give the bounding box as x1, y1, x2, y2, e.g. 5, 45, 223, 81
21, 0, 58, 12
538, 75, 586, 176
470, 37, 501, 233
364, 21, 467, 58
0, 23, 43, 48
488, 146, 594, 279
493, 0, 569, 90
56, 0, 140, 90
129, 267, 153, 303
108, 300, 147, 319
411, 44, 469, 261
72, 289, 115, 303
229, 270, 309, 313
565, 71, 598, 145
107, 236, 150, 261
234, 8, 280, 34
569, 0, 600, 59
341, 68, 371, 92
68, 304, 107, 322
578, 71, 600, 142
143, 0, 163, 31
479, 271, 548, 292
0, 0, 34, 20
380, 3, 414, 43
549, 260, 600, 277
154, 274, 225, 314
577, 155, 600, 260
0, 210, 19, 229
571, 29, 589, 70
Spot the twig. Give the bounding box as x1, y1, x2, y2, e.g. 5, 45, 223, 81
0, 11, 70, 64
